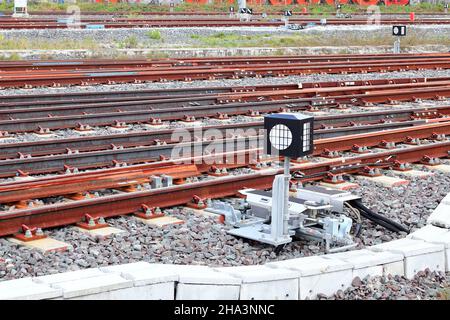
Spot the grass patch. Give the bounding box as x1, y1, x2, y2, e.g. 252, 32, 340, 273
147, 30, 162, 41
0, 34, 100, 50
117, 35, 139, 49
190, 31, 450, 48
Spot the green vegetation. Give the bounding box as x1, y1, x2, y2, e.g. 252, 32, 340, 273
147, 30, 162, 41
117, 35, 139, 49
190, 31, 450, 48
0, 34, 100, 50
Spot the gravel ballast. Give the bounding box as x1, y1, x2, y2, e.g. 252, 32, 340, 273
0, 168, 449, 282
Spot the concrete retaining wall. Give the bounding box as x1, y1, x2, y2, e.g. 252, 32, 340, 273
0, 191, 449, 300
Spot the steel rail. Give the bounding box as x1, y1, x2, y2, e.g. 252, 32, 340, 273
0, 117, 429, 160
1, 85, 450, 133
1, 80, 449, 119
0, 121, 448, 202
0, 76, 447, 107
1, 18, 449, 29
0, 119, 431, 177
1, 53, 447, 71
0, 141, 447, 237
1, 57, 450, 88
1, 56, 449, 75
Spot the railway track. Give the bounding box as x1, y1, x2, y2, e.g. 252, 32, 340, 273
0, 16, 449, 29
0, 112, 440, 177
1, 53, 449, 71
23, 10, 450, 17
0, 78, 449, 133
0, 137, 448, 237
1, 54, 450, 88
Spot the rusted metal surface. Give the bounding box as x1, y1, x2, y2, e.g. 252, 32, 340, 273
2, 79, 450, 120
0, 17, 449, 29
1, 55, 450, 88
0, 121, 448, 205
0, 141, 447, 237
0, 109, 438, 176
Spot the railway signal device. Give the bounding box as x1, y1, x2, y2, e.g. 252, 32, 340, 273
227, 113, 354, 250
392, 25, 406, 54
283, 10, 292, 27
225, 113, 407, 251
13, 0, 29, 18
392, 25, 407, 37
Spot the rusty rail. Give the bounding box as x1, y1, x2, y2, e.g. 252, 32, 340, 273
0, 141, 447, 237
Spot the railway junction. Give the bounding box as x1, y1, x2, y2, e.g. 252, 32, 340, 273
0, 0, 449, 303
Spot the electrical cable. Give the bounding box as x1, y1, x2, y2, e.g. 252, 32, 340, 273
350, 199, 409, 233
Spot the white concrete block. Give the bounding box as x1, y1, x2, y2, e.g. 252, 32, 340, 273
215, 265, 299, 300
324, 249, 404, 278
33, 268, 104, 285
100, 262, 153, 274
0, 277, 62, 300
121, 268, 178, 286
168, 265, 241, 300
266, 256, 353, 299
176, 283, 240, 300
427, 202, 450, 228
383, 260, 406, 277
408, 225, 450, 271
101, 262, 178, 299
407, 225, 449, 242
52, 274, 133, 299
441, 193, 450, 206
369, 238, 446, 278
355, 175, 409, 187
72, 282, 174, 300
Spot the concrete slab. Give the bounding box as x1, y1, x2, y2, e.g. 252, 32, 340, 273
7, 237, 73, 253
177, 283, 240, 300
89, 282, 174, 300
441, 193, 450, 206
136, 216, 184, 227
144, 264, 241, 300
100, 263, 178, 300
100, 262, 153, 274
52, 274, 133, 299
74, 226, 126, 239
0, 277, 62, 300
34, 268, 104, 285
424, 164, 450, 174
33, 133, 56, 138
408, 225, 450, 271
319, 181, 359, 191
427, 201, 450, 229
369, 238, 446, 278
266, 256, 353, 299
389, 169, 434, 179
324, 249, 404, 278
215, 265, 299, 300
13, 176, 36, 182
185, 207, 222, 221
407, 225, 449, 242
101, 262, 178, 285
355, 175, 409, 188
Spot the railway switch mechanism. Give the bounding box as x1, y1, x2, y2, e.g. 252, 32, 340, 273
204, 113, 408, 253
